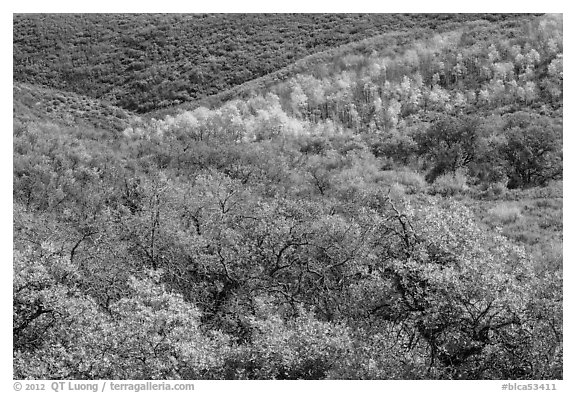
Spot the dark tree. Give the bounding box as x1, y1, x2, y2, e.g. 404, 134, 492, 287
416, 115, 481, 183
500, 120, 562, 188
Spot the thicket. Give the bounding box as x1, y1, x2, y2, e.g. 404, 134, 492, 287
13, 116, 562, 379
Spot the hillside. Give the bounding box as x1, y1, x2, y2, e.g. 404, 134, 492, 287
14, 13, 538, 113
13, 14, 562, 381
150, 13, 540, 118
14, 82, 134, 131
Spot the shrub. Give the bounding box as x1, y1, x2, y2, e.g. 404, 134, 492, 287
378, 169, 426, 194
369, 129, 417, 165
232, 306, 353, 379
429, 169, 469, 196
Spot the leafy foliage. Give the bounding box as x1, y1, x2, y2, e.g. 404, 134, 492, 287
415, 116, 480, 182
13, 14, 562, 380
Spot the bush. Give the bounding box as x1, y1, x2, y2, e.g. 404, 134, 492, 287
429, 170, 469, 196
378, 169, 426, 194
369, 129, 417, 165
229, 303, 353, 379
475, 180, 508, 199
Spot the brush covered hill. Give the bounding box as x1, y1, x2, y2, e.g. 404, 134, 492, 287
13, 14, 562, 380
14, 13, 537, 113
151, 13, 542, 117
14, 82, 134, 131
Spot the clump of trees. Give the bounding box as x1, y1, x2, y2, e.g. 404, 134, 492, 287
14, 108, 562, 380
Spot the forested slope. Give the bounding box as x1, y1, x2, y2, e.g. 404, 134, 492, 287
13, 14, 562, 380
14, 13, 537, 113
151, 13, 540, 117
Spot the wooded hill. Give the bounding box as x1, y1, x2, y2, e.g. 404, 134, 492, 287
14, 14, 537, 113
13, 14, 562, 380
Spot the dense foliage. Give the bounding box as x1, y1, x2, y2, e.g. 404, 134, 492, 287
14, 83, 133, 131
13, 14, 562, 380
14, 13, 536, 113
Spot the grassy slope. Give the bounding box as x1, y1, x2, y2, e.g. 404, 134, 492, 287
470, 183, 563, 274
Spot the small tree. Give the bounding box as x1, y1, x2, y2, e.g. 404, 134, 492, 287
366, 198, 546, 379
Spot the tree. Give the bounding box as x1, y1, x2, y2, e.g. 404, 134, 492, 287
289, 80, 308, 118
14, 246, 230, 379
416, 115, 480, 182
229, 300, 353, 379
500, 114, 562, 188
359, 197, 543, 378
